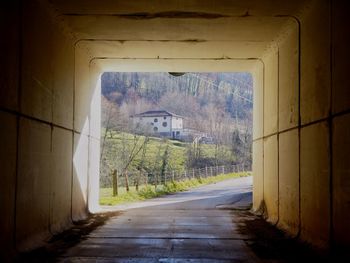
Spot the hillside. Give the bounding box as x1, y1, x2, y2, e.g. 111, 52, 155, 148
102, 72, 253, 125
100, 131, 235, 187
100, 72, 253, 187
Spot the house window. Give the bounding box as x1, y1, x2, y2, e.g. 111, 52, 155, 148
154, 118, 158, 122
139, 117, 142, 120
153, 127, 158, 132
162, 122, 167, 127
163, 116, 166, 119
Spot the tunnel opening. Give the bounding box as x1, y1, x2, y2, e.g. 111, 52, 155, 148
2, 1, 350, 260
97, 71, 253, 208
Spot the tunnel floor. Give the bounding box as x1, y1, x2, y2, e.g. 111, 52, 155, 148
60, 177, 258, 262
19, 177, 338, 262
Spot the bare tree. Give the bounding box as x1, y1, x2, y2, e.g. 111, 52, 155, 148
100, 96, 118, 165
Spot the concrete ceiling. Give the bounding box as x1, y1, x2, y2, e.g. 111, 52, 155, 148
50, 0, 307, 17
59, 16, 290, 41
77, 40, 269, 59
48, 0, 308, 69
93, 58, 259, 73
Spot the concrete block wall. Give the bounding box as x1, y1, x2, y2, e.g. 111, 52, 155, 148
0, 0, 349, 260
0, 0, 99, 260
331, 0, 350, 249
333, 114, 350, 247
252, 62, 264, 212
0, 112, 17, 260
253, 0, 350, 249
72, 48, 91, 221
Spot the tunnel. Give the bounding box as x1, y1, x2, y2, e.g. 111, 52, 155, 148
1, 0, 350, 261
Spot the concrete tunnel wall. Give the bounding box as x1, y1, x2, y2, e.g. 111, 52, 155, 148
252, 0, 350, 249
0, 0, 102, 260
0, 0, 350, 261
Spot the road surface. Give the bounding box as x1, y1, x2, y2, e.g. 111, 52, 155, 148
59, 176, 261, 262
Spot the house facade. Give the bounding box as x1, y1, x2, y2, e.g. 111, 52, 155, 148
131, 110, 183, 139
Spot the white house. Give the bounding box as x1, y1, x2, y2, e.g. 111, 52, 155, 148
130, 110, 183, 139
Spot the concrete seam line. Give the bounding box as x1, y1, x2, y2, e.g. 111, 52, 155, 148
86, 64, 92, 213
88, 57, 263, 61
261, 58, 265, 216
0, 107, 81, 134
70, 35, 78, 224
276, 48, 280, 227
13, 0, 23, 253
329, 0, 334, 248
297, 15, 301, 239
75, 38, 270, 43
48, 125, 54, 236
252, 114, 346, 143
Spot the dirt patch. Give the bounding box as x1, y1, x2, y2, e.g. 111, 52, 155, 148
15, 211, 120, 263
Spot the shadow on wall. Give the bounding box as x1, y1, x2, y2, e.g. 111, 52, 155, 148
0, 2, 102, 261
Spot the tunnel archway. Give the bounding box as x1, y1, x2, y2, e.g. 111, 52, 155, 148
1, 0, 350, 260
86, 58, 259, 198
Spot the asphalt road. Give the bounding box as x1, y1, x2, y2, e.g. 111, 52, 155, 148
59, 176, 261, 263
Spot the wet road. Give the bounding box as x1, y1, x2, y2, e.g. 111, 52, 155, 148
59, 176, 260, 262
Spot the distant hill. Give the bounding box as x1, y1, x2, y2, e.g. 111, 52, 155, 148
100, 72, 253, 181
101, 72, 253, 124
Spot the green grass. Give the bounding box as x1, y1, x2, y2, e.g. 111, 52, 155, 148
99, 171, 251, 206
104, 132, 188, 172
102, 131, 235, 176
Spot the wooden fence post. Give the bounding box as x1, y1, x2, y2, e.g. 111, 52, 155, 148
136, 170, 141, 191
125, 170, 129, 192
155, 172, 159, 190
112, 169, 118, 196
205, 166, 208, 177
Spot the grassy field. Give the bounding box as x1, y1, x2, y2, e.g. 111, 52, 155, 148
101, 131, 234, 178
100, 171, 251, 206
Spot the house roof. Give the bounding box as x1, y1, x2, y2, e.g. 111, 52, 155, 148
131, 110, 183, 118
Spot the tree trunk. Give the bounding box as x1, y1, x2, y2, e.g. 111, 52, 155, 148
136, 170, 141, 191
125, 170, 130, 192
112, 169, 118, 196
155, 172, 159, 190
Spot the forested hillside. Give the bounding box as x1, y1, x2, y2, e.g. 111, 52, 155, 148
100, 72, 253, 187
102, 72, 253, 130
